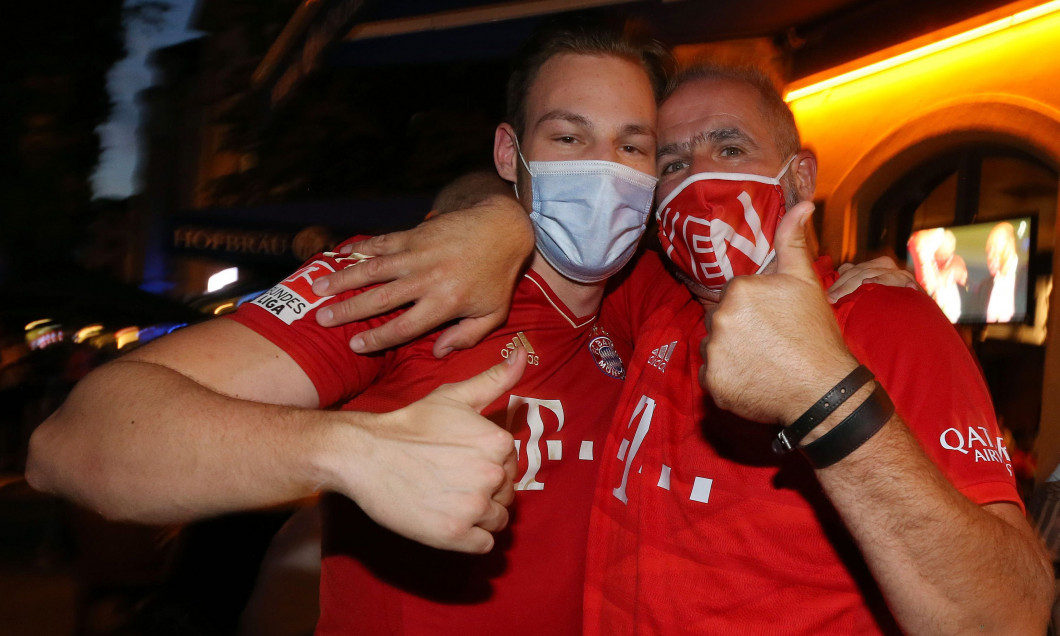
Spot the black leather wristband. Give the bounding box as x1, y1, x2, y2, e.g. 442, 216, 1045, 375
799, 384, 895, 469
772, 365, 874, 455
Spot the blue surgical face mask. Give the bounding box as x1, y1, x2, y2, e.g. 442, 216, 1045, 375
515, 143, 658, 284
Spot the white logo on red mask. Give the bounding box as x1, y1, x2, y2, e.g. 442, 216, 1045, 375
655, 158, 795, 290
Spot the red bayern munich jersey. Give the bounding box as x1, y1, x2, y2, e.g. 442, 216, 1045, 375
227, 245, 631, 635
583, 250, 1021, 635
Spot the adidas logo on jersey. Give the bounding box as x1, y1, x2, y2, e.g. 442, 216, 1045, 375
648, 341, 678, 372
501, 331, 540, 366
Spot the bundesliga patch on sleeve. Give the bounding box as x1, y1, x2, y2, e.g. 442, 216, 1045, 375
251, 260, 337, 324
250, 252, 373, 324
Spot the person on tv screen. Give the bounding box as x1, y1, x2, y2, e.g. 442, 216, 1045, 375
909, 227, 969, 322
976, 221, 1026, 323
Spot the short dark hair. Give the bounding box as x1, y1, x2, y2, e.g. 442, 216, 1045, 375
505, 19, 672, 137
664, 64, 801, 160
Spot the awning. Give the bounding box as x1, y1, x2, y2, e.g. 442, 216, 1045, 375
249, 0, 1017, 109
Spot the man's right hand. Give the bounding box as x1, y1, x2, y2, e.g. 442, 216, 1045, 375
329, 352, 526, 554
701, 202, 858, 425
312, 176, 533, 358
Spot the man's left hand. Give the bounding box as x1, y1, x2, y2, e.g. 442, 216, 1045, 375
827, 256, 920, 303
700, 202, 859, 425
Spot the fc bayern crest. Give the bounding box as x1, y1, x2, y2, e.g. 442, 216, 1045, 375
588, 327, 625, 379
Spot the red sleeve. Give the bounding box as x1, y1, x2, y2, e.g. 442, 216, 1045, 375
225, 241, 401, 408
601, 249, 687, 348
834, 285, 1024, 512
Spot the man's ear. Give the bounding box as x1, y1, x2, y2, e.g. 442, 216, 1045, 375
792, 149, 818, 203
494, 123, 519, 183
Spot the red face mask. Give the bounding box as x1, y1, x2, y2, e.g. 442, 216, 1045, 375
655, 159, 794, 290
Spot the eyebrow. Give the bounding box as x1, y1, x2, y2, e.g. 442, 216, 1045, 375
622, 123, 656, 138
656, 127, 757, 159
533, 111, 655, 138
535, 110, 593, 130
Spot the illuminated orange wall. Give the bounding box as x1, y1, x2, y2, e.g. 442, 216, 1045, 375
784, 0, 1060, 482
787, 0, 1060, 260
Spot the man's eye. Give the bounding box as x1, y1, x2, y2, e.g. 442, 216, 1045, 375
620, 144, 644, 155
720, 146, 742, 157
556, 136, 578, 144
661, 160, 688, 175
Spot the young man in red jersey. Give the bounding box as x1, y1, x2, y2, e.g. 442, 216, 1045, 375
29, 24, 671, 635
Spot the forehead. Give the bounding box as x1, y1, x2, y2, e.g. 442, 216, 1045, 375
523, 52, 656, 130
657, 77, 773, 150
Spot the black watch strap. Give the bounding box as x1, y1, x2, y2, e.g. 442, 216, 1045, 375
772, 365, 874, 455
800, 384, 895, 469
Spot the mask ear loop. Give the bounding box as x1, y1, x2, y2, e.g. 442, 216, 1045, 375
758, 153, 803, 275
506, 130, 533, 200
776, 153, 799, 180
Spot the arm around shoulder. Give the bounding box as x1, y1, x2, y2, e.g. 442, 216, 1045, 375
313, 170, 534, 355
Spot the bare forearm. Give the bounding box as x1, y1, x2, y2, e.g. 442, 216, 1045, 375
818, 417, 1052, 634
27, 360, 342, 524
27, 351, 523, 553
434, 171, 533, 264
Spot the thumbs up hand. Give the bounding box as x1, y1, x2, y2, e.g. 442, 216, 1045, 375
699, 202, 858, 425
329, 352, 526, 554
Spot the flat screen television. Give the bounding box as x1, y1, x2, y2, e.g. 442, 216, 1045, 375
906, 216, 1034, 325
